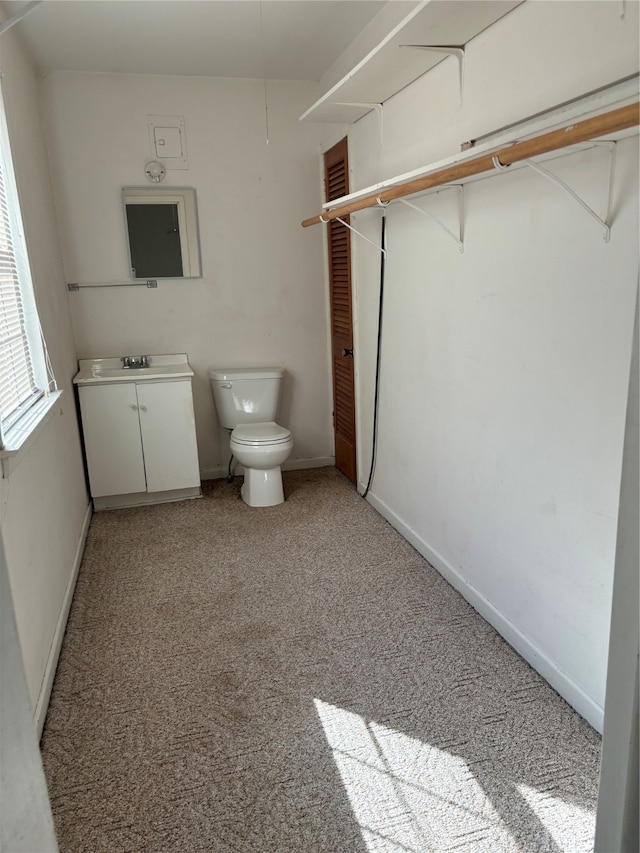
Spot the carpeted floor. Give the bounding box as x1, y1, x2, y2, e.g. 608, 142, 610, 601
41, 468, 601, 852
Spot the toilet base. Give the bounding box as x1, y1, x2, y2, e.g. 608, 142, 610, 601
241, 465, 284, 507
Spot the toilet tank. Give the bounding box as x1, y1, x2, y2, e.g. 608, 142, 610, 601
209, 367, 283, 428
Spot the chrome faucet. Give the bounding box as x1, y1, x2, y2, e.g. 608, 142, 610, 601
121, 355, 149, 369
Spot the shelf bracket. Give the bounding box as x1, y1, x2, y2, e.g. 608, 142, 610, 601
321, 214, 387, 257
400, 45, 465, 105
397, 185, 464, 253
493, 141, 616, 242
335, 216, 387, 257
335, 102, 383, 145
0, 0, 42, 35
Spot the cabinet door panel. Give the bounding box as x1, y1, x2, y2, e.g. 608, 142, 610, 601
136, 380, 200, 493
79, 384, 146, 497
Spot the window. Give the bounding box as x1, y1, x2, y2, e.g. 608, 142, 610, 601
0, 85, 57, 454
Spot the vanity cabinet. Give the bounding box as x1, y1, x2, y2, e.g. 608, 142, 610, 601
77, 377, 201, 509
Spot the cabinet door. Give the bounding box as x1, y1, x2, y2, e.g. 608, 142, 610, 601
136, 380, 200, 493
78, 384, 147, 497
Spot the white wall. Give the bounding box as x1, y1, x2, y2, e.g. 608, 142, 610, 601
341, 0, 639, 729
0, 9, 90, 731
1, 541, 58, 852
39, 71, 335, 477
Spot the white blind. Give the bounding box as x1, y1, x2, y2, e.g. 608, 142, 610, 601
0, 85, 52, 450
0, 162, 41, 433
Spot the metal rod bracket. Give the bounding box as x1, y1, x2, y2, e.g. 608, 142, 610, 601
522, 141, 616, 242
492, 154, 510, 171
397, 185, 465, 252
332, 216, 387, 257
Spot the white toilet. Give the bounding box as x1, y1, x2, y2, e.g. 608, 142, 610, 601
209, 367, 293, 507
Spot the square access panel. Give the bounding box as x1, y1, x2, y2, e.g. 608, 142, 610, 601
148, 115, 188, 169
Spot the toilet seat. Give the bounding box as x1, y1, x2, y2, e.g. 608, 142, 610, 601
231, 421, 291, 446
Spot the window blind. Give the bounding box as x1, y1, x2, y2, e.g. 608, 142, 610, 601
0, 162, 41, 435
0, 86, 53, 451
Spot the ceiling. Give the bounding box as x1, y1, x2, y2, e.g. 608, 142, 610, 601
2, 0, 389, 81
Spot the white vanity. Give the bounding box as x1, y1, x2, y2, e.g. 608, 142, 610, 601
74, 354, 201, 510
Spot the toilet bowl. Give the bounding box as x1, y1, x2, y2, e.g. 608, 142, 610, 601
209, 367, 293, 508
230, 422, 293, 507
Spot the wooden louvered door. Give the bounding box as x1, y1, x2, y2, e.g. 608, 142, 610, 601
324, 138, 356, 483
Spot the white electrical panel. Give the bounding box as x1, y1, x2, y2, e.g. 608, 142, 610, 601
148, 115, 188, 170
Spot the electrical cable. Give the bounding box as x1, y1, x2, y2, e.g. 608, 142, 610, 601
362, 211, 387, 499
259, 1, 270, 144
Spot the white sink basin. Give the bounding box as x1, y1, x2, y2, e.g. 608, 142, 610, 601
97, 366, 175, 378
74, 354, 194, 385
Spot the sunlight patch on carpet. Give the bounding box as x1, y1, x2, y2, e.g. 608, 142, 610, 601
314, 698, 516, 852
517, 783, 595, 851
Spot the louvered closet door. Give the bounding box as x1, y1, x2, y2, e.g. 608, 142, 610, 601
324, 138, 356, 483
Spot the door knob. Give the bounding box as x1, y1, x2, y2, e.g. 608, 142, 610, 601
342, 348, 354, 357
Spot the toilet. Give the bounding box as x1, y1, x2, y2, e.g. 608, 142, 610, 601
209, 367, 293, 507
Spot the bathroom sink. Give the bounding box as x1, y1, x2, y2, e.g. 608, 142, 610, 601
97, 366, 176, 378
73, 354, 194, 385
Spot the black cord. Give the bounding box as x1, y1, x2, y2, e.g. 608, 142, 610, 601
362, 212, 387, 499
227, 453, 235, 483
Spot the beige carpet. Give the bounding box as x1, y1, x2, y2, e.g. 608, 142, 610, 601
41, 468, 601, 852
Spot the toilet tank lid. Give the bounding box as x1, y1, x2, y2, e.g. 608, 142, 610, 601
209, 367, 283, 381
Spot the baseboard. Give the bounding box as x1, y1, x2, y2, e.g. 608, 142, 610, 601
93, 486, 201, 511
200, 466, 227, 481
364, 488, 604, 733
34, 500, 92, 738
283, 456, 335, 473
200, 457, 335, 481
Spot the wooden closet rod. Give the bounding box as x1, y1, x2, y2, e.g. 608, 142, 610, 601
302, 102, 639, 228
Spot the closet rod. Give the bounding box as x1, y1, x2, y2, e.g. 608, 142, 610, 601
301, 102, 639, 227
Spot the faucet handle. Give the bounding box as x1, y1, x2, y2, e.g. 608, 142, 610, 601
122, 356, 131, 368
141, 355, 149, 368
